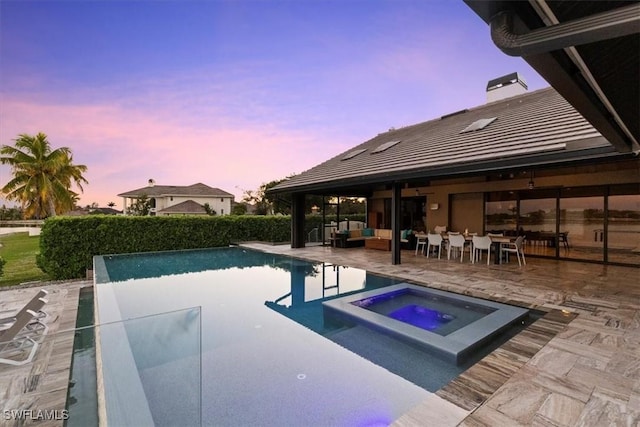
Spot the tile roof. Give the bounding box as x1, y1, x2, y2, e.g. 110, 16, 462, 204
156, 200, 206, 214
118, 183, 234, 198
271, 87, 620, 194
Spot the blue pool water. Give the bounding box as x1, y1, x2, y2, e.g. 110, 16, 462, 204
388, 305, 455, 331
94, 247, 535, 426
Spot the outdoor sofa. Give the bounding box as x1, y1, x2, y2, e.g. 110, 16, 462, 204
337, 228, 415, 249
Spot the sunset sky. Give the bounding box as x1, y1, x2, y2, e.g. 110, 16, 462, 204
0, 0, 550, 209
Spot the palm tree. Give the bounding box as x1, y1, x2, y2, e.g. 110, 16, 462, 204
1, 133, 88, 218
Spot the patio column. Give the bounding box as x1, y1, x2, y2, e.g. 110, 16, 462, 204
291, 193, 306, 248
391, 182, 401, 265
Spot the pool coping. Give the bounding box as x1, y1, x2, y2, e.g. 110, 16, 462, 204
323, 283, 529, 364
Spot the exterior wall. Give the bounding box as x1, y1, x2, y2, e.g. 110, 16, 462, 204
450, 193, 484, 234
369, 160, 639, 233
125, 195, 234, 215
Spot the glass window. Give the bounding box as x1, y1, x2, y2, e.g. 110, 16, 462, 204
485, 192, 517, 234
519, 191, 557, 257
608, 190, 640, 265
559, 193, 604, 262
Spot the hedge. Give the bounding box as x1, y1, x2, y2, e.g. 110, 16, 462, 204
37, 213, 368, 280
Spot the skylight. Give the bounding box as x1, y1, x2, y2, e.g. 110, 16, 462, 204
371, 140, 401, 153
460, 117, 497, 133
341, 148, 367, 160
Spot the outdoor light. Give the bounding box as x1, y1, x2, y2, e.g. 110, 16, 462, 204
528, 171, 535, 189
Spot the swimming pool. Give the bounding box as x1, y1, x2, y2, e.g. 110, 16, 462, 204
94, 247, 430, 426
93, 247, 534, 426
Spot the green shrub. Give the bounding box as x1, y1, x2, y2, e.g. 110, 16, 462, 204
0, 256, 5, 277
37, 215, 296, 280
37, 213, 367, 280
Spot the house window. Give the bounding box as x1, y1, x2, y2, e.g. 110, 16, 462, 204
221, 208, 224, 215
170, 197, 173, 201
221, 198, 224, 202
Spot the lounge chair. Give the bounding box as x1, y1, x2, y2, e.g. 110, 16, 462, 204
0, 289, 48, 325
0, 306, 46, 366
0, 297, 49, 341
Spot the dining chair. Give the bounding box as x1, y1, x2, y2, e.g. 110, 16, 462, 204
447, 234, 467, 262
501, 235, 526, 266
434, 225, 447, 234
415, 234, 428, 255
472, 235, 492, 265
426, 233, 443, 259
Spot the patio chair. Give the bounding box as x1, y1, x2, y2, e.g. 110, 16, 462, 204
501, 235, 526, 266
447, 234, 467, 262
426, 233, 443, 259
0, 297, 49, 341
0, 307, 44, 366
0, 289, 48, 325
415, 234, 428, 255
472, 235, 492, 265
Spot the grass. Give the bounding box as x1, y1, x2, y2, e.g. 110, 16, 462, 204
0, 232, 49, 287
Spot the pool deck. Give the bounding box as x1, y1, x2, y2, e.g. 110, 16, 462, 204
0, 281, 88, 427
0, 245, 638, 426
243, 243, 640, 427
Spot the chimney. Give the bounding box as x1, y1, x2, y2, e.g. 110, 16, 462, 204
148, 179, 155, 187
486, 72, 527, 103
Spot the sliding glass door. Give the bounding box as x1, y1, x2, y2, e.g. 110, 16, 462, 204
560, 187, 605, 262
608, 186, 640, 265
519, 190, 557, 257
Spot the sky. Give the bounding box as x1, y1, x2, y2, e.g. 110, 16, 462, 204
0, 0, 550, 209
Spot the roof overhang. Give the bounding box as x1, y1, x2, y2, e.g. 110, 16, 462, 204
272, 141, 631, 196
464, 0, 640, 154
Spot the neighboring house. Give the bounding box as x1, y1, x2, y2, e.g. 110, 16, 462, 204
118, 181, 234, 216
269, 74, 639, 267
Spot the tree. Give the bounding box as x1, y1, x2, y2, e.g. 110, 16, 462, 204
242, 176, 325, 215
231, 202, 248, 215
127, 195, 152, 216
203, 203, 217, 216
107, 201, 116, 208
1, 133, 88, 218
0, 205, 23, 220
241, 188, 271, 215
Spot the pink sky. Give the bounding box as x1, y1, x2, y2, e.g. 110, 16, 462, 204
0, 1, 549, 209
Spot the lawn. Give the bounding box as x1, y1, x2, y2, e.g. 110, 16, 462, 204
0, 232, 49, 287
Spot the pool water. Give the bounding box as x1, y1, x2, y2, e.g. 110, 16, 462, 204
352, 289, 496, 337
94, 247, 536, 426
65, 287, 98, 427
388, 305, 455, 331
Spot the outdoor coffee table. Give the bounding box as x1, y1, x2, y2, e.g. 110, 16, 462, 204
365, 237, 391, 251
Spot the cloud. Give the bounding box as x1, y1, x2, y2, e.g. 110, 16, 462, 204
0, 72, 338, 207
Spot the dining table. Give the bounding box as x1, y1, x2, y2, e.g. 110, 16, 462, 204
415, 232, 518, 264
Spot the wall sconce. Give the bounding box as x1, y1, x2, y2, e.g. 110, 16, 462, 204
429, 203, 439, 210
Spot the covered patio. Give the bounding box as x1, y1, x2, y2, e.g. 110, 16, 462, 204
270, 85, 639, 268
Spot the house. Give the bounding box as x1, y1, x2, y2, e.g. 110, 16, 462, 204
118, 181, 234, 216
269, 74, 639, 267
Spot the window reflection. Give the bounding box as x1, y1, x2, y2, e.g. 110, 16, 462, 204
608, 194, 640, 265
559, 196, 604, 262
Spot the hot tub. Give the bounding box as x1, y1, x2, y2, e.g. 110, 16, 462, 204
322, 283, 529, 364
